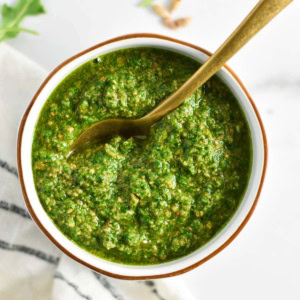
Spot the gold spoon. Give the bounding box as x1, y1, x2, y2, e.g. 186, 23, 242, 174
69, 0, 292, 156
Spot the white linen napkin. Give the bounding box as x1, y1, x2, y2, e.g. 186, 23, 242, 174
0, 43, 196, 300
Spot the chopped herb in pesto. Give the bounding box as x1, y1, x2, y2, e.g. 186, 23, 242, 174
32, 48, 252, 265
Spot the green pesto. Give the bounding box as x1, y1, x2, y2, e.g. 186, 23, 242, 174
32, 48, 252, 265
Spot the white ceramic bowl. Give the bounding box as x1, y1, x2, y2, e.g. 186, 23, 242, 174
17, 34, 267, 280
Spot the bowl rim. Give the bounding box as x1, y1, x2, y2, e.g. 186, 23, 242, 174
17, 33, 268, 280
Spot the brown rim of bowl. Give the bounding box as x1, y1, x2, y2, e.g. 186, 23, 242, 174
17, 33, 268, 280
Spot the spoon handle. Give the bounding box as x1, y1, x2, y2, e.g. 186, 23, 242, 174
144, 0, 292, 124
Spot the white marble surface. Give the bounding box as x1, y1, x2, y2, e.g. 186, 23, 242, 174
4, 0, 300, 299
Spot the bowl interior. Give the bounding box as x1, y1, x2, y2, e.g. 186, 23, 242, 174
19, 35, 265, 278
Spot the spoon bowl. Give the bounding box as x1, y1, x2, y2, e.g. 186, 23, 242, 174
69, 118, 150, 155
